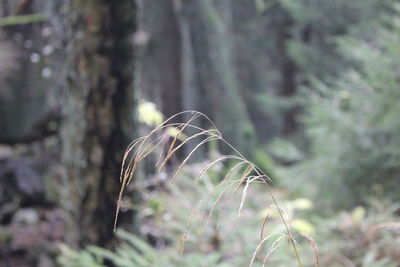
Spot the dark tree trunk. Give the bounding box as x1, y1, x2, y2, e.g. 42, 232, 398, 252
61, 0, 136, 248
177, 0, 256, 155
231, 0, 277, 140
275, 7, 298, 135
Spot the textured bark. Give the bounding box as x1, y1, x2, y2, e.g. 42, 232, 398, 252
61, 0, 136, 247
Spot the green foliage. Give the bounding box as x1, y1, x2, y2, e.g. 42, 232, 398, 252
296, 8, 400, 208
283, 0, 390, 82
59, 158, 399, 267
253, 93, 299, 137
313, 201, 400, 266
252, 148, 278, 178
268, 138, 303, 164
59, 161, 318, 267
59, 229, 226, 267
0, 14, 46, 27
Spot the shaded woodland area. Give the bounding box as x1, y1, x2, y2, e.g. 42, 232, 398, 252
1, 0, 400, 266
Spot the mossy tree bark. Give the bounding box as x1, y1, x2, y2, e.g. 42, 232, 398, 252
61, 0, 136, 248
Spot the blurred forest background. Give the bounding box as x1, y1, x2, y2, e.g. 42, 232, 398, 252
0, 0, 400, 266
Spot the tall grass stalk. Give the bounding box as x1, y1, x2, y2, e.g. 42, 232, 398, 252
114, 111, 309, 266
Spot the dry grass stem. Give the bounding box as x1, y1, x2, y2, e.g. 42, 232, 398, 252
260, 213, 270, 241
303, 234, 319, 267
262, 235, 286, 266
114, 111, 307, 267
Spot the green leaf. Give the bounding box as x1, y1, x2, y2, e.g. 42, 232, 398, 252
0, 14, 46, 27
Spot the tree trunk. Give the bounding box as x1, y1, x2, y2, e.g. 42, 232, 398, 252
61, 0, 136, 248
177, 0, 256, 155
274, 6, 298, 135
137, 0, 182, 120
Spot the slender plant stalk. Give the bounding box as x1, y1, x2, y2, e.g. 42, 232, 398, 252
114, 111, 306, 266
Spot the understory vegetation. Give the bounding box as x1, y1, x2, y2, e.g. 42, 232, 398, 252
59, 3, 400, 267
1, 0, 399, 266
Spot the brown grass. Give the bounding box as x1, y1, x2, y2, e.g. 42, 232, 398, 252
114, 111, 312, 266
